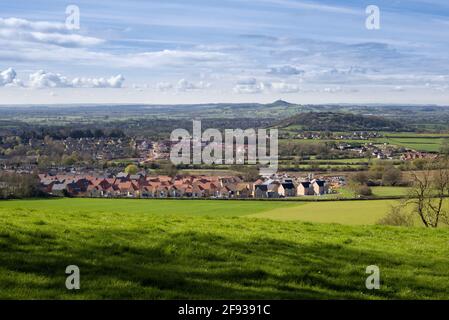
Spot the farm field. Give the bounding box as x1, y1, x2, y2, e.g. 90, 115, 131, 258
0, 198, 300, 217
0, 197, 405, 225
380, 137, 445, 152
279, 133, 448, 152
247, 199, 397, 224
371, 186, 410, 197
1, 198, 449, 299
283, 187, 411, 201
381, 132, 449, 138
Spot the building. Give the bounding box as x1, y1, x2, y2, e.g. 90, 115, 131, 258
311, 179, 329, 195
297, 181, 314, 196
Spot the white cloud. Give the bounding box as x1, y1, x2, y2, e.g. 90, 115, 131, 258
29, 70, 70, 88
267, 65, 304, 76
269, 81, 300, 93
233, 78, 265, 94
72, 74, 125, 88
28, 31, 103, 46
177, 79, 198, 91
29, 70, 125, 88
0, 17, 66, 32
156, 82, 174, 92
176, 79, 211, 91
0, 17, 104, 47
322, 86, 342, 93
125, 50, 230, 69
0, 67, 23, 87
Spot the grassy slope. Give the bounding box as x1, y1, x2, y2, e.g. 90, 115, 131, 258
371, 187, 410, 197
1, 199, 449, 299
248, 200, 396, 224
0, 198, 299, 217
383, 137, 444, 152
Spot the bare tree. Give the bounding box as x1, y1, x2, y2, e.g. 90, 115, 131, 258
404, 158, 449, 228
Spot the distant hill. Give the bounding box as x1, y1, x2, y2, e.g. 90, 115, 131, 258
277, 112, 408, 131
265, 99, 296, 108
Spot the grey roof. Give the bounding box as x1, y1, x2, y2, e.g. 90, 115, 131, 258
116, 172, 129, 178
282, 182, 295, 190
313, 180, 325, 187
52, 183, 67, 191
262, 179, 275, 186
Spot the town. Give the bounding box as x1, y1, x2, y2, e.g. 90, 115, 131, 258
38, 171, 331, 199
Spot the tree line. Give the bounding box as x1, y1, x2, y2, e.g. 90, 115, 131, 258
0, 172, 43, 199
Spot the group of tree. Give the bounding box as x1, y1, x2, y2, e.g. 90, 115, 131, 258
0, 172, 43, 199
157, 162, 179, 177
16, 127, 126, 141
67, 129, 125, 139
278, 112, 408, 131
279, 141, 334, 158
235, 165, 261, 182
348, 161, 403, 197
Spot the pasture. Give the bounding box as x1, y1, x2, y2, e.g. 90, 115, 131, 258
1, 198, 449, 299
247, 199, 397, 224
382, 136, 445, 152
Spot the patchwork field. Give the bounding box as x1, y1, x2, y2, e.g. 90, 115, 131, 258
1, 198, 448, 299
371, 186, 410, 197
279, 133, 448, 153
382, 137, 445, 152
248, 199, 396, 224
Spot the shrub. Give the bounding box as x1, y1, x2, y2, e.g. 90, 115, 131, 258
124, 164, 139, 175
350, 172, 369, 185
382, 167, 402, 186
377, 206, 414, 227
355, 185, 372, 197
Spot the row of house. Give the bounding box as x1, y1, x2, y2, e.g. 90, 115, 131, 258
39, 173, 329, 199
401, 151, 438, 161
253, 178, 328, 198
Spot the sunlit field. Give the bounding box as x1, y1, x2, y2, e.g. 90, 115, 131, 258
1, 198, 449, 299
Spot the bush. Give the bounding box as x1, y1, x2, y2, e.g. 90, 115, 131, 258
355, 185, 372, 197
382, 167, 402, 186
377, 206, 414, 227
350, 172, 369, 185
124, 164, 139, 175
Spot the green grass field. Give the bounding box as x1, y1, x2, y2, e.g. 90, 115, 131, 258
248, 199, 396, 224
1, 198, 449, 299
371, 187, 411, 197
279, 133, 448, 152
382, 137, 445, 152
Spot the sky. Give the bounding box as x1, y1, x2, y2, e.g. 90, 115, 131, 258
0, 0, 449, 105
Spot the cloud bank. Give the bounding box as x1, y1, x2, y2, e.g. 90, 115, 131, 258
26, 70, 125, 88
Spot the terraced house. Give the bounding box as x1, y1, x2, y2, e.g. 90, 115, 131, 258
38, 172, 329, 199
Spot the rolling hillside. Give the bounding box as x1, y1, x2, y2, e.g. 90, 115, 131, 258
278, 112, 408, 131
0, 199, 448, 299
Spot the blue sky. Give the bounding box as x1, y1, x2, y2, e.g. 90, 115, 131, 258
0, 0, 449, 104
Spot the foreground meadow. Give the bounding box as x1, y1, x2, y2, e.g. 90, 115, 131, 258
0, 199, 448, 299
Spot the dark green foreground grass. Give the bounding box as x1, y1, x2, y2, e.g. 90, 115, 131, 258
0, 200, 449, 299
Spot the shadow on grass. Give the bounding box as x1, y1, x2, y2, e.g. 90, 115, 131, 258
1, 225, 448, 300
